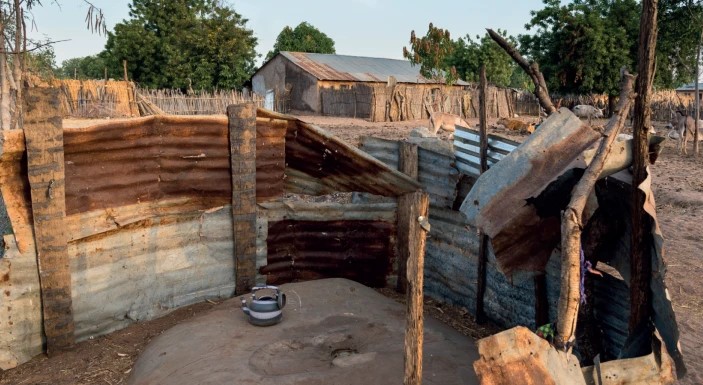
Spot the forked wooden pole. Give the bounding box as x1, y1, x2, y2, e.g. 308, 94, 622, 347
476, 64, 489, 324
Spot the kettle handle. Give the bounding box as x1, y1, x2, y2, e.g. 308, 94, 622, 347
277, 292, 286, 310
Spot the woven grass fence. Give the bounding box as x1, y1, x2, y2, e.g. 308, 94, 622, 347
58, 79, 139, 118
136, 88, 264, 116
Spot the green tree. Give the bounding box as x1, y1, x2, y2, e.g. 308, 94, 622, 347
266, 22, 336, 61
403, 23, 458, 84
520, 0, 637, 98
450, 30, 525, 88
656, 0, 703, 88
101, 0, 258, 90
58, 55, 106, 79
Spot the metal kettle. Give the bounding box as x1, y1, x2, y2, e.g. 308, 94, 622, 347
241, 285, 286, 326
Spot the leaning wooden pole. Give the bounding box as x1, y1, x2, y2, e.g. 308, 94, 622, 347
228, 103, 258, 295
486, 28, 556, 115
476, 64, 489, 324
630, 0, 658, 333
401, 191, 430, 385
556, 70, 636, 348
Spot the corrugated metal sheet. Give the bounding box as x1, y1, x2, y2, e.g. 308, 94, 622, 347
359, 136, 459, 208
283, 116, 420, 197
259, 201, 398, 288
68, 203, 235, 340
280, 52, 470, 85
453, 126, 519, 178
263, 219, 396, 287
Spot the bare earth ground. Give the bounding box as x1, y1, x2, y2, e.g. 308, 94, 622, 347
1, 115, 701, 384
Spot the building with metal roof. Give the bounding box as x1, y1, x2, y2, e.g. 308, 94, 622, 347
252, 52, 470, 119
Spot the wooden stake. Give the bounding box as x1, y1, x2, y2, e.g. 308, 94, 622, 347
397, 141, 419, 293
401, 191, 429, 385
228, 103, 257, 294
476, 64, 489, 324
123, 60, 129, 82
630, 0, 658, 334
23, 88, 75, 353
556, 71, 636, 347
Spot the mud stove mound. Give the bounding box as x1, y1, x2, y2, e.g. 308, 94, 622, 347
127, 278, 478, 385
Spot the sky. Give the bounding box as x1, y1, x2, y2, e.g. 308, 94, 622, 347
26, 0, 546, 67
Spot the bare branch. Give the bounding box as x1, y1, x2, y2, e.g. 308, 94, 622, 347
486, 28, 556, 114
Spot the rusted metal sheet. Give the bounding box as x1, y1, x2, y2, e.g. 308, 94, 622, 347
255, 117, 286, 202
284, 119, 420, 197
460, 108, 600, 274
263, 219, 396, 287
281, 52, 470, 85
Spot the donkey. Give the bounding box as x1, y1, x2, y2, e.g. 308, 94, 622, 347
669, 110, 702, 155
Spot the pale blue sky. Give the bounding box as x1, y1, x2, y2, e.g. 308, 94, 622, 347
27, 0, 546, 66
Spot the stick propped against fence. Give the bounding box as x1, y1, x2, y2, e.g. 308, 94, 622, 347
556, 69, 636, 349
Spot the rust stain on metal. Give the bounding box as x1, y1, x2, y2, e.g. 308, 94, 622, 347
262, 220, 396, 287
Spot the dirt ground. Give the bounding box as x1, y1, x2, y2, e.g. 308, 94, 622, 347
1, 114, 701, 384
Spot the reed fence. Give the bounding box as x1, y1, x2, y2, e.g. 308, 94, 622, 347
136, 88, 265, 115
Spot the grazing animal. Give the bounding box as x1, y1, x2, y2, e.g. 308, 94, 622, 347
669, 111, 703, 154
572, 105, 604, 119
497, 117, 536, 134
428, 112, 470, 135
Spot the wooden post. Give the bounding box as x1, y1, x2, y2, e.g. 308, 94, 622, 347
630, 0, 658, 334
23, 87, 75, 353
476, 64, 489, 324
228, 103, 257, 295
123, 60, 129, 82
397, 141, 419, 293
401, 191, 429, 385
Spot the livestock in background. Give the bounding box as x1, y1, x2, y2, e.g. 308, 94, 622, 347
572, 104, 604, 119
496, 117, 536, 134
669, 110, 703, 154
428, 112, 470, 135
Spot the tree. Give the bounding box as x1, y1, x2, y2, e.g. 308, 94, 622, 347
58, 55, 105, 79
101, 0, 258, 90
0, 0, 105, 130
266, 22, 335, 61
520, 0, 638, 111
450, 30, 530, 89
403, 23, 458, 84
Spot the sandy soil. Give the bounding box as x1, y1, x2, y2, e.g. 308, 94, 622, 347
1, 114, 701, 384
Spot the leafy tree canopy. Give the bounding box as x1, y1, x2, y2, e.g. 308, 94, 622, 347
266, 22, 336, 61
403, 23, 458, 84
450, 30, 532, 90
58, 55, 105, 79
101, 0, 258, 90
520, 0, 703, 92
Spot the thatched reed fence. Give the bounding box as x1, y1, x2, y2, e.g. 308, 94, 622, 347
137, 88, 264, 115
58, 79, 139, 118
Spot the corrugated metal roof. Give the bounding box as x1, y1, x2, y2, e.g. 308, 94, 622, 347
676, 82, 703, 92
278, 51, 470, 85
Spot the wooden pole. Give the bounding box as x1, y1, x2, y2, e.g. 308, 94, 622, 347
476, 64, 489, 324
401, 191, 430, 385
228, 103, 258, 295
123, 60, 129, 82
556, 71, 636, 348
23, 88, 75, 353
694, 28, 702, 157
630, 0, 658, 334
397, 141, 419, 293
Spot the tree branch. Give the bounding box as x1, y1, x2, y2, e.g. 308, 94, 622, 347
486, 28, 556, 114
0, 38, 71, 54
556, 69, 636, 349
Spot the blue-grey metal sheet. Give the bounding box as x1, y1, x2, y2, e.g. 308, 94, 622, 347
453, 126, 519, 177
